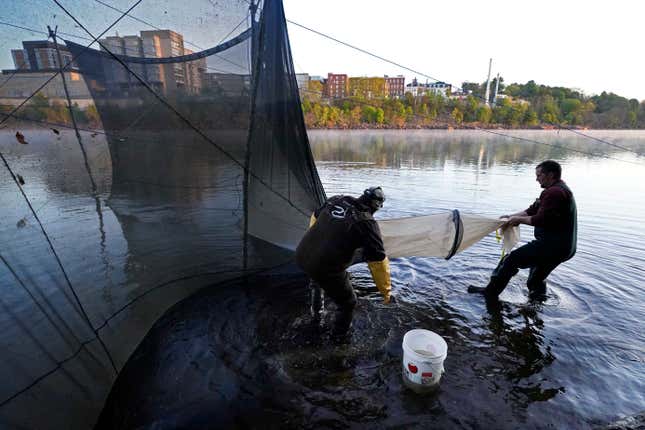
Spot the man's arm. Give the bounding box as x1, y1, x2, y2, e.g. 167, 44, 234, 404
307, 200, 329, 228
526, 188, 567, 228
504, 213, 533, 227
502, 210, 529, 218
502, 199, 539, 227
357, 220, 391, 304
368, 258, 391, 304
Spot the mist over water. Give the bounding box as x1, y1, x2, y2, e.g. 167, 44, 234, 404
2, 129, 644, 428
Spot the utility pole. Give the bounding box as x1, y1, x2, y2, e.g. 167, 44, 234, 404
493, 73, 500, 107
484, 58, 492, 107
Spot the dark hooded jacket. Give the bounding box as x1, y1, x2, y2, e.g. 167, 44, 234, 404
295, 195, 386, 278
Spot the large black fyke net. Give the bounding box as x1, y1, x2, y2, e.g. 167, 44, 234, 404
0, 0, 325, 427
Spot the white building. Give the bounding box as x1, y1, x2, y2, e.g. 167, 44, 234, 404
295, 73, 310, 91
405, 78, 451, 97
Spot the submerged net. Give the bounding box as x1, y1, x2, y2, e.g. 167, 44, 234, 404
0, 1, 510, 428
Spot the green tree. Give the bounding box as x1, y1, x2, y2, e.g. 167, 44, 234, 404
561, 98, 582, 124
476, 105, 492, 124
524, 109, 539, 126
541, 95, 561, 124
302, 99, 312, 113
451, 107, 463, 124
307, 80, 324, 102
464, 95, 479, 122
375, 107, 385, 124
349, 106, 362, 127
362, 105, 377, 123
22, 92, 49, 121
461, 82, 483, 98
85, 104, 101, 127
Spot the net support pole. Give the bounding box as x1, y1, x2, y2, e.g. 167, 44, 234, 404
47, 26, 116, 372
48, 26, 98, 194
242, 0, 259, 271
49, 26, 108, 271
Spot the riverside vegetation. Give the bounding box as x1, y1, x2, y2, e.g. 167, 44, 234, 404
2, 79, 644, 131
301, 79, 645, 130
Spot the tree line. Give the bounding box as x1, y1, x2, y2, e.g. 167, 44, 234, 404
301, 79, 645, 129
1, 92, 102, 129
4, 82, 644, 131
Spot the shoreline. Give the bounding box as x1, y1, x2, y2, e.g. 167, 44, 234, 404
305, 125, 644, 131
306, 123, 612, 131
2, 123, 644, 133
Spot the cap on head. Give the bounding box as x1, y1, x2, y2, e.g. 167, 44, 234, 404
362, 186, 385, 211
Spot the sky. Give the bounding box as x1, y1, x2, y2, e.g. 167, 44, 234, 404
283, 0, 645, 101
1, 0, 643, 101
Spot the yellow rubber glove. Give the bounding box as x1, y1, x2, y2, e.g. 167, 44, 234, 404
308, 213, 317, 228
368, 257, 392, 304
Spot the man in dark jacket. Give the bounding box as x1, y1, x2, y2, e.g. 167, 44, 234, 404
469, 160, 577, 300
295, 186, 392, 336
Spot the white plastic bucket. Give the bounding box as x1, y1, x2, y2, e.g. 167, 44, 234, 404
402, 329, 447, 392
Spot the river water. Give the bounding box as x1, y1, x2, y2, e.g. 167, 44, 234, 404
2, 129, 644, 429
308, 130, 645, 427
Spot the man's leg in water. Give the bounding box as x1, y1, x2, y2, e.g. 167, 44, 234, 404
310, 280, 324, 322
526, 260, 560, 298
470, 241, 547, 299
316, 272, 357, 336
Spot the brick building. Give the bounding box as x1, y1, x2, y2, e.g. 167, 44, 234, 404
384, 75, 405, 98
323, 73, 347, 99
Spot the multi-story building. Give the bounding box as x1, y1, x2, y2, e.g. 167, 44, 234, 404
405, 78, 425, 97
10, 41, 75, 72
141, 30, 186, 92
294, 73, 310, 98
405, 78, 451, 97
95, 30, 204, 94
384, 75, 405, 98
100, 36, 130, 85
348, 76, 386, 99
183, 49, 206, 94
323, 73, 347, 99
10, 49, 30, 70
427, 81, 451, 97
2, 40, 89, 106
295, 73, 309, 90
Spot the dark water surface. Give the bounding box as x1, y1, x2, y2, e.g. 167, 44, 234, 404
2, 129, 644, 428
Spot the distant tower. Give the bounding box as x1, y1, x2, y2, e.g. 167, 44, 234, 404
493, 73, 500, 106
484, 58, 492, 106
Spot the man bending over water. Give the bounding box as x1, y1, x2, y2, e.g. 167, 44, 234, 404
296, 187, 392, 338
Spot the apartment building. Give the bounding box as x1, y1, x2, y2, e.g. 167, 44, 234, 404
323, 73, 347, 99
384, 75, 405, 98
348, 76, 386, 99
11, 40, 75, 71
406, 78, 451, 97
97, 29, 203, 94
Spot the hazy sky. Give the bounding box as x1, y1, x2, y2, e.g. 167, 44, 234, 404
284, 0, 645, 101
1, 0, 643, 101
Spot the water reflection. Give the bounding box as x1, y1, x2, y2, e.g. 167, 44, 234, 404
3, 127, 644, 428
310, 129, 645, 170
482, 300, 562, 405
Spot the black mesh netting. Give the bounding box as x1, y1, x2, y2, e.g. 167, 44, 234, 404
0, 0, 325, 428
